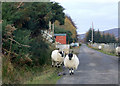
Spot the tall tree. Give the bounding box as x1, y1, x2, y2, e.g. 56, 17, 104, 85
101, 32, 105, 43
85, 28, 92, 42
95, 29, 101, 43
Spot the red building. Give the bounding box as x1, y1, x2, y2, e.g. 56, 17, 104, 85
54, 34, 66, 44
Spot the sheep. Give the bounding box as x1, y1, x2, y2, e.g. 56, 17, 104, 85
51, 50, 65, 68
98, 45, 102, 50
64, 53, 79, 75
116, 47, 120, 56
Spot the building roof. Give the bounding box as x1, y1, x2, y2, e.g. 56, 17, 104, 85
54, 34, 66, 36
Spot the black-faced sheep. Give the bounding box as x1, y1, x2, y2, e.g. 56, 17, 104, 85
51, 50, 65, 68
64, 53, 79, 75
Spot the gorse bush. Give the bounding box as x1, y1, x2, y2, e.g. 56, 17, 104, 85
2, 2, 65, 84
2, 2, 65, 65
30, 36, 53, 65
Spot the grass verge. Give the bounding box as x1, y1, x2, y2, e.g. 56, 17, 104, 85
24, 65, 62, 84
3, 56, 62, 84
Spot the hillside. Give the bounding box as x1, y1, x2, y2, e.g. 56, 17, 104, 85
102, 28, 118, 38
78, 28, 118, 40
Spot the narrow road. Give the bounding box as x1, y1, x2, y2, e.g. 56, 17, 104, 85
57, 44, 118, 84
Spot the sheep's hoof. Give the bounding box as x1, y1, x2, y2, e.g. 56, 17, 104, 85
71, 72, 74, 75
63, 72, 66, 75
55, 65, 57, 67
58, 66, 60, 68
52, 65, 54, 67
69, 73, 72, 75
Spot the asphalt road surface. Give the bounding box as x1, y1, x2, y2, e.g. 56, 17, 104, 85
57, 44, 118, 84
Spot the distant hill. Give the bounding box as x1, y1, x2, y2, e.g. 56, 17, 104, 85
78, 28, 118, 40
102, 28, 118, 38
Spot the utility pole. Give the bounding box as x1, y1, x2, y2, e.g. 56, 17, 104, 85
92, 22, 94, 43
52, 23, 54, 37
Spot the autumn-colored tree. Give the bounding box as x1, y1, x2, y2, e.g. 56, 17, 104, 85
55, 16, 77, 43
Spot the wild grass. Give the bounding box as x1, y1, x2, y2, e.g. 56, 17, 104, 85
2, 44, 62, 84
3, 55, 62, 84
25, 66, 62, 84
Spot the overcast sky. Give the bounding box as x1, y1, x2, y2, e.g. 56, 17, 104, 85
51, 0, 119, 34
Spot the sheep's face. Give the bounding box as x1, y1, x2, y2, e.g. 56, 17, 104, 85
68, 53, 73, 60
59, 51, 64, 57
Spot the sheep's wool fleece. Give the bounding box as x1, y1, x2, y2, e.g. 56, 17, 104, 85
64, 54, 79, 70
116, 47, 120, 52
51, 50, 64, 62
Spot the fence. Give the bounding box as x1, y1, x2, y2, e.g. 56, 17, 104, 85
91, 43, 119, 54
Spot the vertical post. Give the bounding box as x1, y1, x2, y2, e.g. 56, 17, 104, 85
49, 21, 51, 34
92, 22, 94, 43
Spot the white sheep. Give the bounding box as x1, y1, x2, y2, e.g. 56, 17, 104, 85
98, 45, 102, 50
116, 47, 120, 56
51, 50, 65, 68
64, 53, 79, 75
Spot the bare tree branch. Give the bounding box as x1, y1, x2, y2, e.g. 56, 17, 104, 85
8, 38, 30, 48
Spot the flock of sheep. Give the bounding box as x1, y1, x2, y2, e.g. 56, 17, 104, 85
51, 46, 120, 75
51, 49, 79, 75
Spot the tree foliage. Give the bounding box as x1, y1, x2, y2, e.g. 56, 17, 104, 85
54, 26, 73, 44
2, 2, 65, 67
85, 28, 117, 43
55, 16, 77, 43
2, 2, 66, 84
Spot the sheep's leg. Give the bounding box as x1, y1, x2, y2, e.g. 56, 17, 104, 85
52, 60, 55, 67
57, 63, 60, 68
69, 69, 72, 75
57, 62, 62, 68
71, 68, 74, 74
55, 61, 58, 67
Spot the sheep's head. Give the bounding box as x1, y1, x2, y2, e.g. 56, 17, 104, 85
68, 53, 73, 60
58, 51, 65, 58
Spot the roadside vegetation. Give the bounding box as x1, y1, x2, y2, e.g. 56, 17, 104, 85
87, 44, 117, 56
2, 2, 78, 84
2, 2, 65, 84
24, 65, 62, 84
85, 28, 118, 57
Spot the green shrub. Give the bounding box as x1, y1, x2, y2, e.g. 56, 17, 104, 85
29, 36, 54, 65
